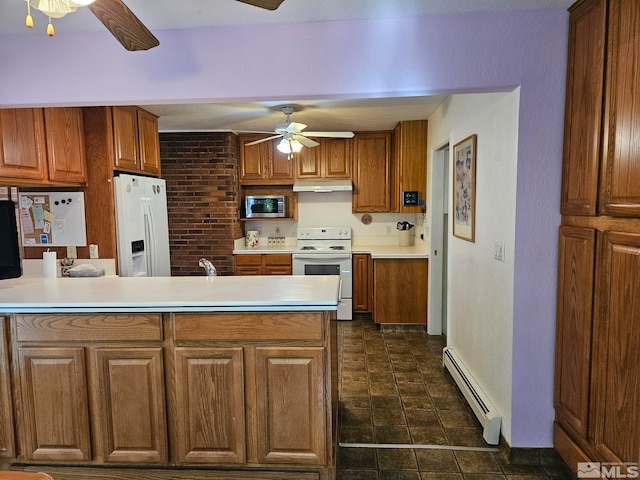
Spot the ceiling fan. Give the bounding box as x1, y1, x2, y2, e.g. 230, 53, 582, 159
25, 0, 286, 51
242, 106, 355, 154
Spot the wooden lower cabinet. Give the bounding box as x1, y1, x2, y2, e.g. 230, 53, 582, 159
554, 226, 640, 468
91, 347, 167, 463
174, 347, 246, 464
235, 254, 292, 276
0, 316, 14, 459
373, 258, 428, 324
353, 253, 372, 312
17, 347, 91, 461
253, 347, 325, 465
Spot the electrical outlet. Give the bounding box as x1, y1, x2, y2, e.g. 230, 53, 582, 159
66, 246, 77, 258
386, 226, 392, 235
494, 241, 505, 262
275, 226, 281, 235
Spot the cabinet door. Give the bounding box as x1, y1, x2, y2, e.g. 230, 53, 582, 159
270, 148, 295, 183
394, 120, 428, 213
137, 109, 161, 176
322, 138, 351, 179
174, 347, 245, 464
0, 317, 14, 458
44, 107, 87, 184
590, 231, 640, 462
561, 0, 606, 216
295, 144, 322, 179
92, 347, 167, 463
0, 108, 47, 182
18, 347, 91, 461
253, 347, 326, 465
600, 0, 640, 216
239, 136, 269, 183
373, 259, 428, 324
353, 254, 371, 312
112, 106, 139, 171
554, 226, 596, 438
352, 133, 391, 212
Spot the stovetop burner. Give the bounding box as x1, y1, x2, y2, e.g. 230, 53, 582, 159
299, 246, 317, 251
330, 246, 345, 250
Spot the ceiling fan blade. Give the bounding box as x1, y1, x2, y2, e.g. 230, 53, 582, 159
235, 0, 285, 11
88, 0, 159, 51
285, 122, 307, 133
302, 131, 355, 138
245, 134, 282, 146
294, 135, 319, 148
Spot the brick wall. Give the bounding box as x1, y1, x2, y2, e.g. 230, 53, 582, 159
160, 132, 242, 276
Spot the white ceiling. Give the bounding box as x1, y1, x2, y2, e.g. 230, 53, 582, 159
3, 0, 573, 132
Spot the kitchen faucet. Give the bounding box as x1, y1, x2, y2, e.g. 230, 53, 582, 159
198, 258, 217, 276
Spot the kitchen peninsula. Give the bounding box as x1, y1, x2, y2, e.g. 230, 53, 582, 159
0, 275, 340, 480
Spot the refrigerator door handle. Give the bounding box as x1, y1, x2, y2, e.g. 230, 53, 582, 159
143, 201, 158, 277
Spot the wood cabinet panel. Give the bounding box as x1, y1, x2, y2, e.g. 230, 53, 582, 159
235, 253, 292, 276
590, 231, 640, 462
174, 313, 323, 342
295, 138, 351, 180
16, 314, 162, 342
112, 106, 139, 171
554, 226, 596, 437
92, 347, 167, 463
561, 0, 606, 216
0, 108, 47, 182
393, 120, 428, 213
174, 347, 245, 464
295, 144, 322, 178
0, 316, 14, 458
253, 347, 325, 465
373, 258, 428, 324
271, 148, 295, 182
239, 136, 294, 184
352, 132, 391, 213
137, 109, 161, 176
43, 107, 87, 184
353, 254, 372, 312
601, 0, 640, 216
18, 347, 91, 461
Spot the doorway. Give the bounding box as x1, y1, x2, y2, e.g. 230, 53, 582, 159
427, 142, 449, 337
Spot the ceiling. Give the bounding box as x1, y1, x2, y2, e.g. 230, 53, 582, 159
3, 0, 574, 133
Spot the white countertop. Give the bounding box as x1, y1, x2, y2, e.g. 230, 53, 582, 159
0, 275, 340, 314
233, 241, 429, 259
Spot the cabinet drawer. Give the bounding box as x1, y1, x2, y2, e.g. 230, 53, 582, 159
174, 313, 324, 341
235, 254, 262, 266
16, 314, 162, 342
264, 254, 292, 266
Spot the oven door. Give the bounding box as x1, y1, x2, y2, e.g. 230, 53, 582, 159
292, 253, 352, 320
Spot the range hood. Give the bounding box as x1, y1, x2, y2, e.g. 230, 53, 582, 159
293, 179, 353, 192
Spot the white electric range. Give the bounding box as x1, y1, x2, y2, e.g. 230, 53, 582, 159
292, 227, 352, 320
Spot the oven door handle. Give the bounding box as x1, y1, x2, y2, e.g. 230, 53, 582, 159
292, 254, 352, 260
338, 278, 343, 303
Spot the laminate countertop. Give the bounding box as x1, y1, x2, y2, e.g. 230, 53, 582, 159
233, 243, 429, 259
0, 275, 340, 314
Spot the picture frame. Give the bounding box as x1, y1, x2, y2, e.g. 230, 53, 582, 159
452, 134, 477, 242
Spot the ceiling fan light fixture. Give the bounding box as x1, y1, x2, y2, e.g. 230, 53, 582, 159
277, 138, 303, 154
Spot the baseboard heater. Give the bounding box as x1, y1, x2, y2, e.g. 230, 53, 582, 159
442, 347, 502, 445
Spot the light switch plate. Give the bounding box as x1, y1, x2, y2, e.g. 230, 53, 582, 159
66, 246, 77, 259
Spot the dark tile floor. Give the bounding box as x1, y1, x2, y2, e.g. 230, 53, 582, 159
336, 316, 575, 480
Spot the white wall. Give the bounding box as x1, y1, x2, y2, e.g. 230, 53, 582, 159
428, 90, 520, 444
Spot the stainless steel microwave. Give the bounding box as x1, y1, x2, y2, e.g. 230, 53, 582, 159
245, 195, 286, 218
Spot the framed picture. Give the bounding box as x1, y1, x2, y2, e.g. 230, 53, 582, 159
452, 134, 477, 242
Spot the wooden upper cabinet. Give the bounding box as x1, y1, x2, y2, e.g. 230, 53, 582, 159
554, 226, 596, 438
352, 132, 392, 213
561, 0, 606, 216
137, 109, 161, 176
295, 138, 351, 180
0, 108, 48, 182
600, 0, 640, 216
44, 107, 87, 184
239, 135, 294, 185
393, 120, 428, 213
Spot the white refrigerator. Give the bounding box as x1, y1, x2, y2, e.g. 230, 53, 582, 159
113, 174, 171, 277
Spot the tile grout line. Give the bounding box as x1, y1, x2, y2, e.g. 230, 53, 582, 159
339, 442, 499, 452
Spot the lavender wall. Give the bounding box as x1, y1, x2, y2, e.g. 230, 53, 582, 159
0, 10, 568, 446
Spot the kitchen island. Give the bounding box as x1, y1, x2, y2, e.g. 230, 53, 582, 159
0, 275, 340, 480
